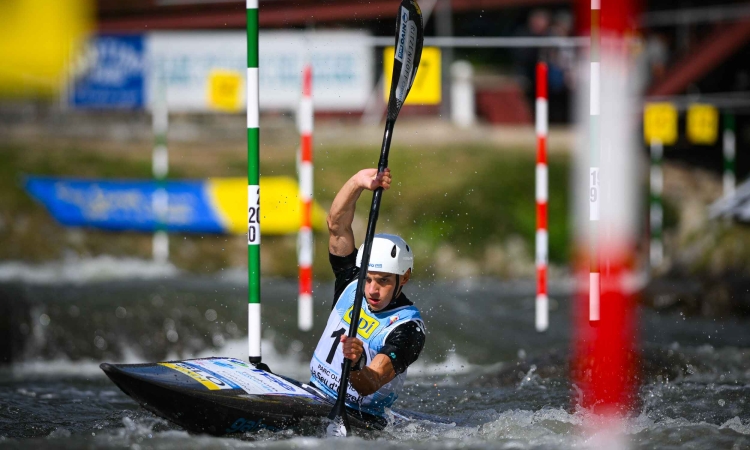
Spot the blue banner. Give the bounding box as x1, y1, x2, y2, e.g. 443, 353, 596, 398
71, 35, 146, 109
25, 177, 224, 234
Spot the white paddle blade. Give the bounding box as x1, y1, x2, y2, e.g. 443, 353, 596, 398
326, 417, 347, 437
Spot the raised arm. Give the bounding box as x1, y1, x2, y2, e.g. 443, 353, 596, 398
327, 168, 391, 257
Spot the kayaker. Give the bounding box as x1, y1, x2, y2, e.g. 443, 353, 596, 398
309, 167, 426, 417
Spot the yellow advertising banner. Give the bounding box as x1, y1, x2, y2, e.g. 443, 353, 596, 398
208, 69, 243, 112
687, 104, 718, 145
383, 47, 441, 105
208, 177, 327, 235
0, 0, 92, 98
644, 103, 678, 145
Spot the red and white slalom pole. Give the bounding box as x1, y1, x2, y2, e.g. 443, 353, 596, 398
298, 64, 314, 331
573, 0, 639, 446
589, 0, 601, 326
535, 62, 549, 333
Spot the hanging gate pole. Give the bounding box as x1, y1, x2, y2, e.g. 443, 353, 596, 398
247, 0, 262, 364
298, 64, 314, 331
535, 61, 549, 332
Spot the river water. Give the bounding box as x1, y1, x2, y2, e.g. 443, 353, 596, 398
1, 257, 749, 449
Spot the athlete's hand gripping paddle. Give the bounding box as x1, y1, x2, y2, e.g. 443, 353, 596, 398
326, 0, 424, 438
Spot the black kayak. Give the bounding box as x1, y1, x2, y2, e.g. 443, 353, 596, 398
101, 356, 449, 435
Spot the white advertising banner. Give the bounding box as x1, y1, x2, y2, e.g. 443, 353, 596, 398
147, 31, 373, 112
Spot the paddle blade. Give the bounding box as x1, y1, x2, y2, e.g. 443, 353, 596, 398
326, 416, 348, 437
386, 0, 425, 121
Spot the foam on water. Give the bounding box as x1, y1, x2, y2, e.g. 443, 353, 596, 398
12, 357, 750, 449
409, 351, 478, 377
3, 268, 749, 449
5, 337, 310, 380
0, 255, 180, 284
383, 407, 581, 448
6, 344, 146, 378
116, 406, 589, 449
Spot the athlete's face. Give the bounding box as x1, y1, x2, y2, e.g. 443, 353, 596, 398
364, 270, 409, 311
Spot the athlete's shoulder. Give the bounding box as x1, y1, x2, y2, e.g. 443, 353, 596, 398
385, 292, 414, 310
378, 320, 426, 375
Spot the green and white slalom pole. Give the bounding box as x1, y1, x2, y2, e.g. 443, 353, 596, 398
589, 0, 601, 326
152, 73, 169, 264
247, 0, 262, 366
723, 113, 736, 198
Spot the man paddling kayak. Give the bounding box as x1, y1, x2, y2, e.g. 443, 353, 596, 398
310, 168, 426, 417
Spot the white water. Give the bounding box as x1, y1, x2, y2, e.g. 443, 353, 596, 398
47, 404, 750, 450
5, 337, 305, 379
0, 255, 180, 285
2, 260, 750, 448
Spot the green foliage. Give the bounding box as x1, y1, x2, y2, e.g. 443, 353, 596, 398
294, 145, 571, 265
0, 142, 571, 276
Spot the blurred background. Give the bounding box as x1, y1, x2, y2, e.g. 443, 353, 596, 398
1, 0, 749, 282
2, 0, 750, 447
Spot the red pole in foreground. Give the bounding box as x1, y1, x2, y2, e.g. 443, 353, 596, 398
573, 0, 640, 444
298, 64, 314, 331
535, 62, 549, 333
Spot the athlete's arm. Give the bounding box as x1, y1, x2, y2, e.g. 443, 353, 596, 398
341, 335, 396, 396
329, 251, 359, 309
327, 168, 391, 257
340, 321, 425, 396
350, 354, 396, 396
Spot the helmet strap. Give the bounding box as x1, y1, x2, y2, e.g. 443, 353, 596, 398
393, 274, 402, 300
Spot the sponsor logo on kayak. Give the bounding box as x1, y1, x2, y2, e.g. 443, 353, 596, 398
227, 358, 250, 368
159, 362, 234, 390
344, 305, 380, 339
225, 417, 279, 434
254, 369, 296, 392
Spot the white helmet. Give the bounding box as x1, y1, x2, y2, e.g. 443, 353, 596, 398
355, 234, 413, 275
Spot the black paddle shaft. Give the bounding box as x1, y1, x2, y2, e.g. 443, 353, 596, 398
348, 120, 394, 340
328, 120, 394, 426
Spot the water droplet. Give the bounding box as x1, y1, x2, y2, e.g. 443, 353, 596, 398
290, 340, 304, 352
94, 336, 107, 350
